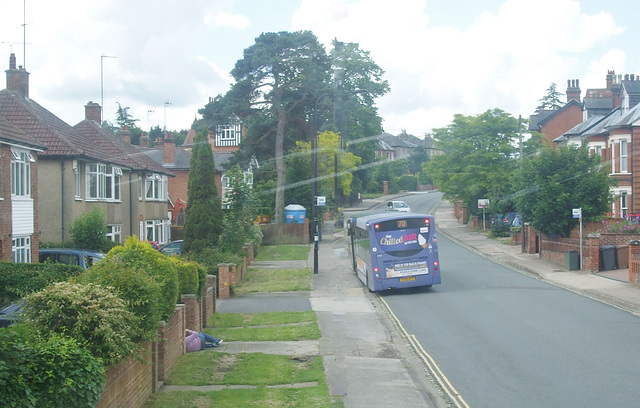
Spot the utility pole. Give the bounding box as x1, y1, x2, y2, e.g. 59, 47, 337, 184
519, 115, 525, 252
100, 55, 116, 122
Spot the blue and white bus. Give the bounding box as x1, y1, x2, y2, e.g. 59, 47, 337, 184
348, 213, 440, 292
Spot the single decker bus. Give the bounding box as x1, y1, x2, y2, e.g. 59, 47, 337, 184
348, 213, 440, 292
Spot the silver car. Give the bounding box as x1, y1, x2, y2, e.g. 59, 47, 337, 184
385, 200, 411, 212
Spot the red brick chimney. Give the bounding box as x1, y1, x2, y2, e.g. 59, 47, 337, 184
163, 131, 175, 165
6, 53, 29, 97
139, 132, 149, 148
120, 126, 131, 144
606, 70, 616, 90
566, 79, 581, 102
85, 101, 102, 123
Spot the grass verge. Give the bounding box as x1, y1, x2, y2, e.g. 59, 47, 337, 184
234, 267, 311, 294
255, 245, 310, 261
206, 311, 320, 342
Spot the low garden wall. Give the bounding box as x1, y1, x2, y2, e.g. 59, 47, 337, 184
95, 275, 217, 407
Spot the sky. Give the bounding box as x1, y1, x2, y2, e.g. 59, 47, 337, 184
1, 0, 638, 138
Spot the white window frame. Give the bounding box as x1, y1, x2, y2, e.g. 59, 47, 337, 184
74, 161, 82, 199
620, 140, 628, 173
86, 163, 121, 201
12, 236, 31, 263
107, 224, 122, 243
144, 219, 169, 244
221, 174, 230, 189
216, 123, 241, 140
11, 149, 32, 197
621, 192, 628, 218
145, 173, 167, 201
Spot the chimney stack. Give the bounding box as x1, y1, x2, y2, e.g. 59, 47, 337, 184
84, 101, 102, 123
120, 126, 131, 144
606, 70, 616, 90
163, 131, 176, 165
6, 53, 29, 97
566, 79, 581, 102
139, 132, 149, 148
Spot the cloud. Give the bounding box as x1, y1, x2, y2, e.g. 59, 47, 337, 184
204, 11, 251, 29
291, 0, 625, 136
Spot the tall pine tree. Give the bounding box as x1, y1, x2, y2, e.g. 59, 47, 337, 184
183, 128, 223, 253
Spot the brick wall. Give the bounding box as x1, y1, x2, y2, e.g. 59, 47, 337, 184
629, 241, 640, 283
96, 275, 218, 408
95, 342, 154, 408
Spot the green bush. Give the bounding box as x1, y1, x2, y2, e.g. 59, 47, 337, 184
23, 282, 139, 366
68, 206, 113, 252
170, 257, 200, 296
0, 262, 83, 303
0, 327, 105, 408
397, 174, 418, 191
76, 237, 179, 340
184, 247, 242, 277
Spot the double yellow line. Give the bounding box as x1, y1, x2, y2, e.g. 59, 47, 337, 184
379, 297, 470, 408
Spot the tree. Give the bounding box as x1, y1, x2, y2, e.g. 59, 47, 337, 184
183, 128, 223, 252
218, 165, 261, 253
223, 31, 331, 223
425, 109, 520, 216
514, 143, 613, 237
287, 131, 361, 208
330, 42, 389, 197
535, 82, 564, 112
114, 102, 140, 129
68, 206, 111, 252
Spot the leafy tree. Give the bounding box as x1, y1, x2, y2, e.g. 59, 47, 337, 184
287, 131, 361, 208
218, 165, 262, 253
212, 31, 331, 224
330, 42, 389, 197
114, 102, 139, 129
425, 109, 520, 217
535, 82, 564, 112
183, 128, 223, 252
514, 143, 613, 237
68, 206, 111, 252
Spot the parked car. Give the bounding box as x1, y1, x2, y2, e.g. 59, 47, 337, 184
160, 240, 183, 256
0, 301, 23, 328
39, 248, 104, 270
385, 200, 411, 212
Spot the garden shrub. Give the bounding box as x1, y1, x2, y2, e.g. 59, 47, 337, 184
76, 237, 178, 340
184, 247, 242, 277
397, 174, 418, 191
23, 282, 138, 366
0, 262, 83, 303
68, 206, 113, 252
0, 326, 105, 408
170, 257, 199, 296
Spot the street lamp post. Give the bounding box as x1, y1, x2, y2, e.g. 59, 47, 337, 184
313, 93, 333, 274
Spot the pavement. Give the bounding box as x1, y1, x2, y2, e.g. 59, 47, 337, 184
208, 193, 640, 408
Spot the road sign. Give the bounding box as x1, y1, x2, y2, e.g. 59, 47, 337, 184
572, 208, 581, 219
317, 196, 326, 206
478, 199, 490, 208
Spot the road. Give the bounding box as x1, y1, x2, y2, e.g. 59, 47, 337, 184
347, 192, 640, 407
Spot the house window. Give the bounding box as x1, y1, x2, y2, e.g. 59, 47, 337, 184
620, 140, 628, 173
216, 123, 241, 140
145, 174, 167, 201
221, 174, 230, 189
621, 192, 628, 218
107, 225, 122, 243
145, 219, 168, 244
74, 162, 81, 199
12, 236, 31, 263
86, 163, 122, 200
11, 149, 33, 197
244, 171, 253, 185
138, 173, 143, 200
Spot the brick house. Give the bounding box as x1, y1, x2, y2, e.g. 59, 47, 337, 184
0, 53, 174, 248
179, 121, 255, 209
0, 117, 45, 262
557, 72, 640, 217
529, 79, 584, 147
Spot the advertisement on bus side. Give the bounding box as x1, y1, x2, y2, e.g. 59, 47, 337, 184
384, 260, 429, 278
